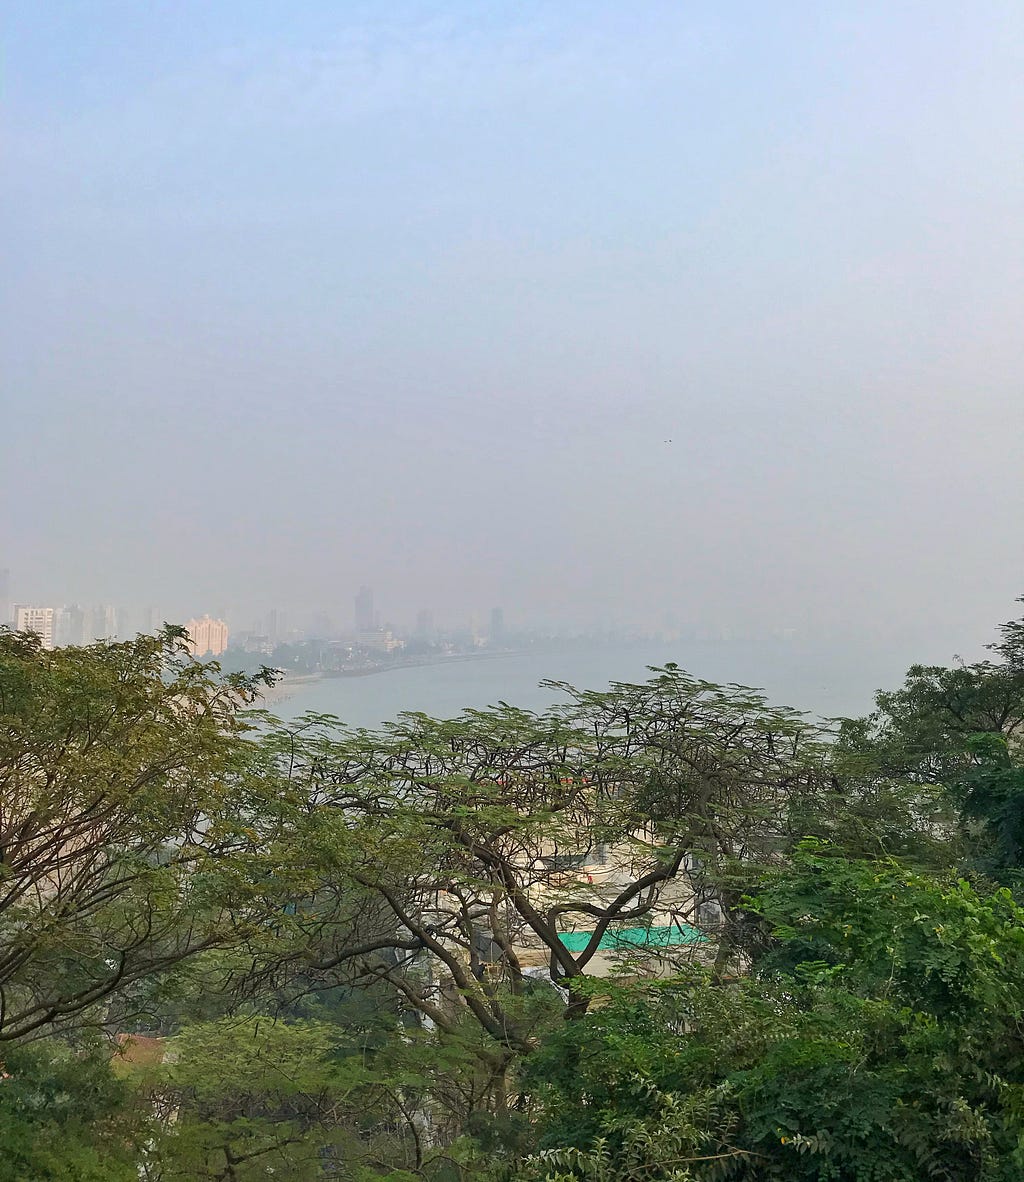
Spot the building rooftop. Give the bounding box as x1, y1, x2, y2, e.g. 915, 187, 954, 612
557, 921, 704, 953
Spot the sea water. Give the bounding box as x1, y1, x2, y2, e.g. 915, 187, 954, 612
262, 636, 934, 729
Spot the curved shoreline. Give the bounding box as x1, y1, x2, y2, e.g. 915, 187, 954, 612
255, 649, 525, 706
322, 649, 522, 679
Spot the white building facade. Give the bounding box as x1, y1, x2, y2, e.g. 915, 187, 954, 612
14, 605, 56, 650
184, 615, 229, 657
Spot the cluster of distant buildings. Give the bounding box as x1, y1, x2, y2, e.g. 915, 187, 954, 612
1, 573, 505, 670
221, 588, 516, 678
3, 569, 636, 677
1, 571, 510, 667
6, 604, 228, 658
1, 561, 228, 658
3, 600, 228, 662
7, 604, 228, 658
233, 587, 507, 659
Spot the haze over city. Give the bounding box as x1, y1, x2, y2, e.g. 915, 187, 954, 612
4, 2, 1023, 659
8, 8, 1024, 1174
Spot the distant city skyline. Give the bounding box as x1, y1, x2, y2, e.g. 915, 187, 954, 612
2, 561, 1014, 660
2, 564, 767, 651
3, 4, 1022, 667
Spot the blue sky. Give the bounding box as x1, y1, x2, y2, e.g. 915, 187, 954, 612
3, 2, 1022, 650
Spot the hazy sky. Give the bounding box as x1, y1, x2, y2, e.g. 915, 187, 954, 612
3, 2, 1022, 650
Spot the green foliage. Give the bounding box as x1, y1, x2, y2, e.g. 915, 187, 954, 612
0, 627, 290, 1042
511, 1085, 738, 1182
0, 1039, 137, 1181
514, 846, 1024, 1181
258, 667, 830, 1038
145, 1014, 418, 1180
952, 733, 1024, 883
990, 596, 1024, 670
834, 601, 1024, 882
6, 604, 1024, 1180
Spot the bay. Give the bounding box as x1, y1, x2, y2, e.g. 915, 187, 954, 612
263, 637, 928, 729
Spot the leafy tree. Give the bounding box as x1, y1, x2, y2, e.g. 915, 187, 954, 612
11, 607, 1024, 1179
836, 600, 1024, 882
514, 844, 1024, 1180
0, 627, 286, 1041
239, 668, 829, 1132
990, 596, 1024, 669
952, 732, 1024, 882
0, 1037, 138, 1181
142, 1014, 420, 1181
838, 659, 1024, 785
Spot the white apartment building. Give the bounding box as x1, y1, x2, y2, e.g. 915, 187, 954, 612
14, 605, 56, 650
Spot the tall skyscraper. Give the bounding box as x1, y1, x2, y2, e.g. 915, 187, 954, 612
415, 608, 435, 639
14, 605, 56, 649
355, 586, 375, 632
0, 569, 10, 626
490, 607, 505, 641
56, 604, 86, 647
91, 604, 117, 641
266, 608, 285, 645
184, 615, 229, 657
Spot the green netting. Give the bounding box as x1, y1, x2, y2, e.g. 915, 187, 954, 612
557, 922, 705, 953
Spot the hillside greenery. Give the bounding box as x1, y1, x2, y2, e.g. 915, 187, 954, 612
1, 604, 1023, 1180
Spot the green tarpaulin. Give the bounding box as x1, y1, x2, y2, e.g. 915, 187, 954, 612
557, 922, 704, 953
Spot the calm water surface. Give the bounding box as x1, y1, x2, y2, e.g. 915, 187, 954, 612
264, 638, 929, 729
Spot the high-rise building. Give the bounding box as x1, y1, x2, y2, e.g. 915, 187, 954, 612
184, 615, 229, 657
14, 605, 56, 650
355, 586, 375, 632
358, 628, 402, 653
91, 604, 117, 641
415, 608, 435, 639
310, 612, 332, 639
266, 608, 285, 645
56, 604, 86, 647
490, 607, 505, 641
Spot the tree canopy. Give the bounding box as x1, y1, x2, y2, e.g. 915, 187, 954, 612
0, 627, 284, 1041
3, 601, 1024, 1179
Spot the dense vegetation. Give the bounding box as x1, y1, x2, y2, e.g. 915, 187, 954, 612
1, 605, 1023, 1180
